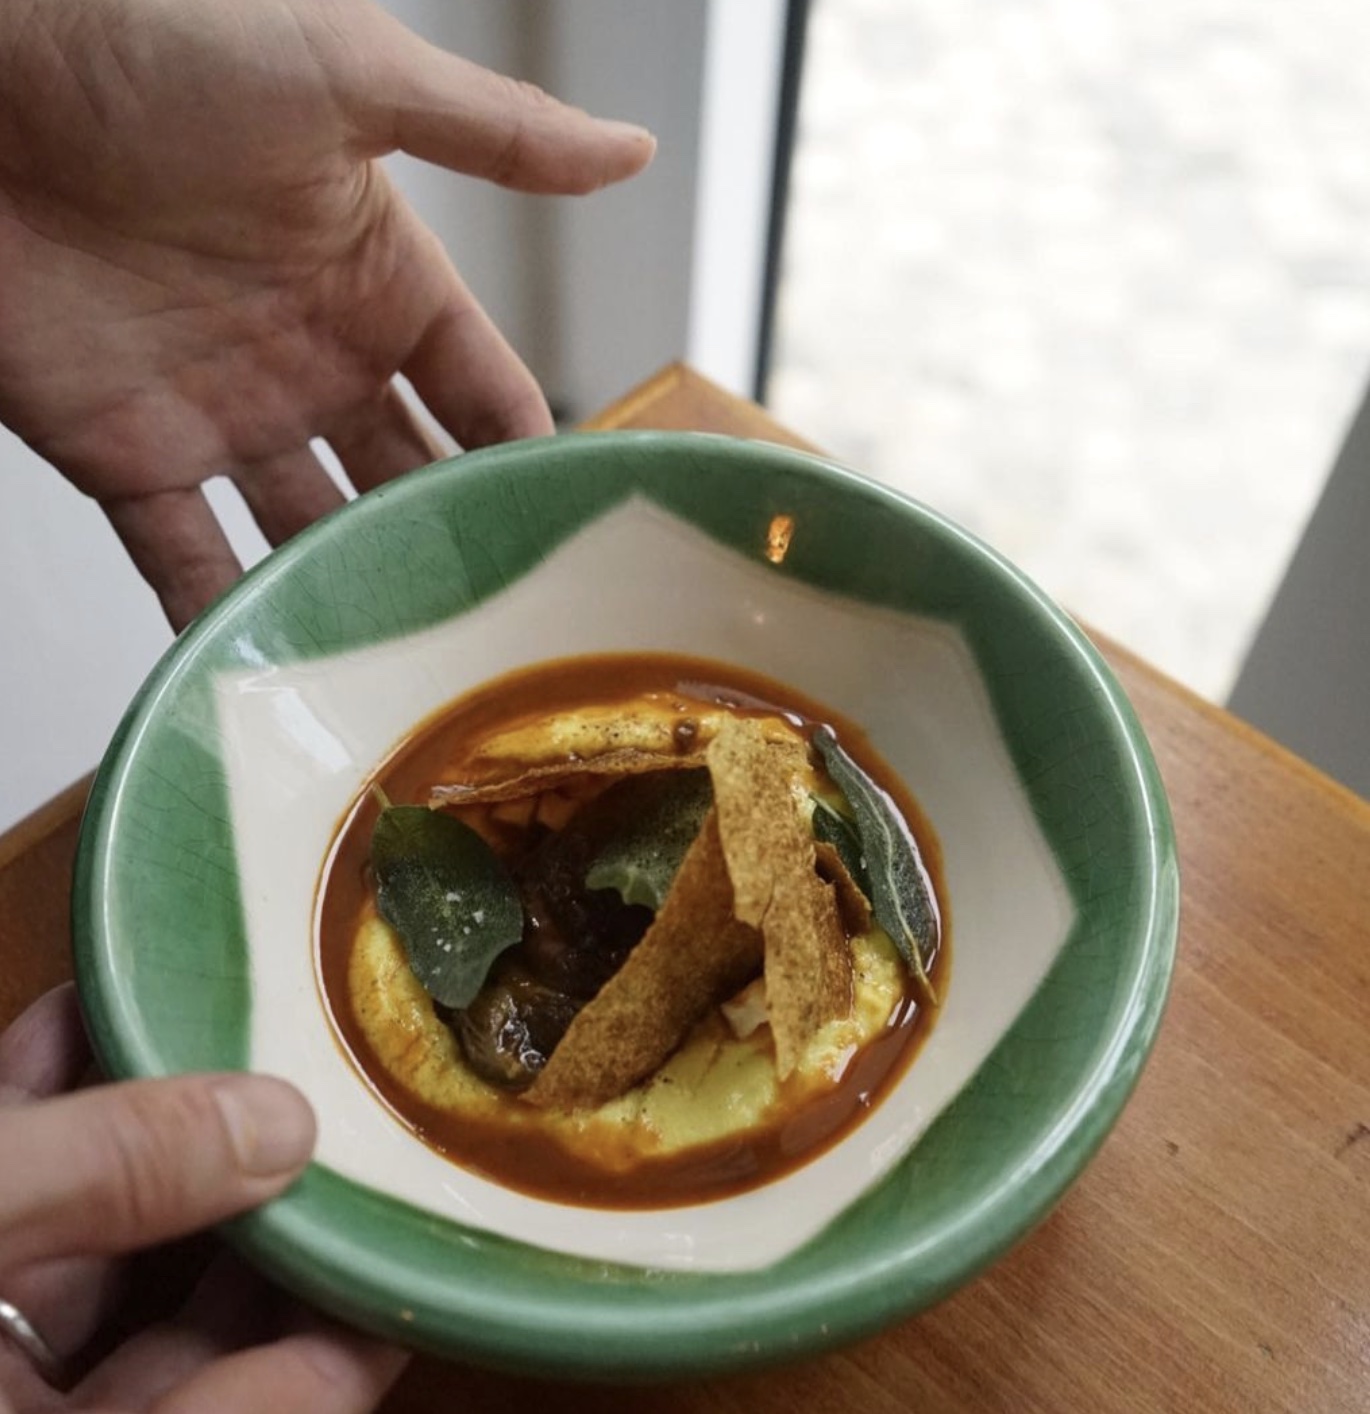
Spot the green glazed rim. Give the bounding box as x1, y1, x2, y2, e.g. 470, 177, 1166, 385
73, 431, 1179, 1380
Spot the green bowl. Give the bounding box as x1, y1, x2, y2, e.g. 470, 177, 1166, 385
73, 431, 1178, 1379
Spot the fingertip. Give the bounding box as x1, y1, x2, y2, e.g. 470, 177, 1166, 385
403, 297, 555, 450
595, 120, 658, 182
377, 41, 657, 195
527, 110, 657, 194
210, 1075, 317, 1181
459, 382, 556, 448
102, 491, 243, 634
602, 118, 656, 145
292, 1327, 410, 1397
0, 984, 90, 1101
146, 1325, 410, 1413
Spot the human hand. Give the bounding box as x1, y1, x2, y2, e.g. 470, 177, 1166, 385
0, 985, 407, 1411
0, 0, 655, 629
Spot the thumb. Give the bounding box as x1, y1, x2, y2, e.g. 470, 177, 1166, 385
0, 1074, 315, 1270
357, 10, 656, 194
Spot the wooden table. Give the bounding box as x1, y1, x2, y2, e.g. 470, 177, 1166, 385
3, 366, 1367, 1412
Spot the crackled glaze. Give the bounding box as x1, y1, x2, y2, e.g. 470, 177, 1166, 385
74, 432, 1177, 1377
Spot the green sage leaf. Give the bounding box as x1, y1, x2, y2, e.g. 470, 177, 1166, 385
371, 806, 524, 1009
812, 725, 940, 1004
583, 769, 714, 911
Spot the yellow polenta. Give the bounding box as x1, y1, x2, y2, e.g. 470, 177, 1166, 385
348, 907, 904, 1168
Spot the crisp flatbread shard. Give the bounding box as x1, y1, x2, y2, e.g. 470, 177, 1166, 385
706, 718, 854, 1076
429, 749, 704, 807
814, 839, 873, 937
427, 704, 805, 807
524, 810, 763, 1112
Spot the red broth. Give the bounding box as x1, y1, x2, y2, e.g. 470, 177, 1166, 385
315, 653, 949, 1209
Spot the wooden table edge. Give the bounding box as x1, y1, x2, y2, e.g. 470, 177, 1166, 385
1, 770, 95, 872
3, 363, 1365, 870
583, 362, 1368, 819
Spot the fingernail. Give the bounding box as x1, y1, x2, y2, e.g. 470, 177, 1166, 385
601, 118, 656, 145
212, 1075, 316, 1178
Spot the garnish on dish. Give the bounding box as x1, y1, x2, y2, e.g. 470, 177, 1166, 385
315, 655, 946, 1209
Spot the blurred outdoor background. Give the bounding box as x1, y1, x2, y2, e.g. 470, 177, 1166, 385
769, 0, 1370, 701
3, 0, 1368, 828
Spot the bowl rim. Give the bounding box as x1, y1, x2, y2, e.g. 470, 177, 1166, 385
73, 429, 1179, 1379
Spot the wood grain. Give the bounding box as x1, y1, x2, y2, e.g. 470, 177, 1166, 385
0, 772, 91, 1029
2, 365, 1366, 1413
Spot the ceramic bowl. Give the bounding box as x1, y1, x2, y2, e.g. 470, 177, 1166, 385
73, 430, 1178, 1379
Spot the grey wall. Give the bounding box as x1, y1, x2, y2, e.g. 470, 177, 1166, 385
382, 2, 709, 422
1228, 385, 1370, 800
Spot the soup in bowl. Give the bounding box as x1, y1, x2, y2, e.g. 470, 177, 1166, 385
73, 430, 1178, 1378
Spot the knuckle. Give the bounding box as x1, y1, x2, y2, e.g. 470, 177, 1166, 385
498, 72, 557, 113
486, 120, 530, 190
463, 384, 550, 449
484, 76, 559, 188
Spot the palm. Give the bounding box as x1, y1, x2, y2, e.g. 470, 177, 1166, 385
3, 158, 462, 493
0, 0, 652, 627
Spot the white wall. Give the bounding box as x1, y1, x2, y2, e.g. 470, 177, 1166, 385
520, 2, 707, 418
532, 0, 788, 418
0, 426, 174, 830
689, 0, 789, 396
0, 0, 785, 833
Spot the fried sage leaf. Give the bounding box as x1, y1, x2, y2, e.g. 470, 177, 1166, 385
811, 726, 940, 1004
583, 769, 714, 911
371, 806, 523, 1009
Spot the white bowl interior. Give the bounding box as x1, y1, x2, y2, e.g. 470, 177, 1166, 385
216, 498, 1074, 1271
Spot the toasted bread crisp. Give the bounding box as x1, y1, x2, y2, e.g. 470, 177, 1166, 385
525, 811, 763, 1111
429, 705, 809, 808
429, 748, 705, 808
814, 840, 873, 937
706, 718, 853, 1075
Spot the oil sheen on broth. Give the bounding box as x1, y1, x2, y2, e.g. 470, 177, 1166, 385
315, 654, 948, 1210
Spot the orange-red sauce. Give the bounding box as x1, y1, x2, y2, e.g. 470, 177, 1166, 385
315, 654, 949, 1209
